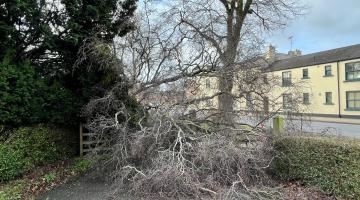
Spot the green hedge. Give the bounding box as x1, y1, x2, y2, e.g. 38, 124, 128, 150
0, 60, 76, 126
0, 145, 24, 182
274, 135, 360, 199
0, 126, 75, 182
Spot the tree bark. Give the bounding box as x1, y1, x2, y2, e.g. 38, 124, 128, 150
218, 67, 235, 124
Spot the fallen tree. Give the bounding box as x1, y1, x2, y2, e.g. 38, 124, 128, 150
84, 96, 281, 199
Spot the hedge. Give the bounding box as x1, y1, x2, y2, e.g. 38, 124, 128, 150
0, 126, 75, 182
274, 135, 360, 199
0, 60, 76, 126
0, 145, 24, 182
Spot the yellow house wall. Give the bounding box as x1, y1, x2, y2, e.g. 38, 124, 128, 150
191, 57, 360, 122
269, 58, 360, 119
269, 62, 340, 115
196, 77, 219, 109
339, 58, 360, 116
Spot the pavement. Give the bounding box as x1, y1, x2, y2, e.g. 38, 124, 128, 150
238, 116, 360, 138
294, 120, 360, 138
37, 174, 111, 200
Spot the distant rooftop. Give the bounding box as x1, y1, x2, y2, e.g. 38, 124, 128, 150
268, 44, 360, 71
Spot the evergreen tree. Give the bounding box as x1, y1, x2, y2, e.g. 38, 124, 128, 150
0, 0, 138, 126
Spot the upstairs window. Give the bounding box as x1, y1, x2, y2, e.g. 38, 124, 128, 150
346, 91, 360, 110
325, 65, 332, 76
282, 71, 292, 86
283, 94, 292, 109
263, 75, 268, 84
205, 79, 211, 89
302, 68, 309, 79
345, 62, 360, 81
205, 99, 213, 107
246, 93, 253, 109
325, 92, 333, 104
303, 93, 310, 104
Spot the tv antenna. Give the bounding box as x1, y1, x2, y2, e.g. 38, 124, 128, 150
288, 36, 294, 51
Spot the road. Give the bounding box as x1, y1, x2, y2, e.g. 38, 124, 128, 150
238, 116, 360, 138
288, 120, 360, 138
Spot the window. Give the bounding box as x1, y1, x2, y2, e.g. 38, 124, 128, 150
303, 93, 310, 104
325, 65, 332, 76
246, 93, 253, 109
346, 91, 360, 110
282, 71, 292, 86
283, 94, 292, 109
205, 79, 211, 89
325, 92, 332, 104
263, 75, 268, 84
345, 61, 360, 81
263, 97, 269, 114
205, 99, 213, 107
302, 68, 309, 79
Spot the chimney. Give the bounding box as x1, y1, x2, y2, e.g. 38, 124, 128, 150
288, 49, 302, 57
266, 45, 276, 63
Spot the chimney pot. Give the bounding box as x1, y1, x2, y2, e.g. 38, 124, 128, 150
266, 45, 276, 63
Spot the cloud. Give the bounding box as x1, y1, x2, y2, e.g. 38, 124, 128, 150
267, 0, 360, 54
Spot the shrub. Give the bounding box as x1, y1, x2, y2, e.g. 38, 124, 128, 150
274, 135, 360, 199
0, 144, 24, 182
0, 126, 75, 181
71, 158, 92, 173
0, 181, 25, 200
7, 126, 74, 170
42, 172, 57, 183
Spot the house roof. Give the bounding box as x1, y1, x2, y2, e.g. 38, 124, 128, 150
268, 44, 360, 71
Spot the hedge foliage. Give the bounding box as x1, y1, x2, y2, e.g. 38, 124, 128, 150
274, 135, 360, 199
0, 60, 76, 126
0, 126, 74, 182
0, 145, 24, 182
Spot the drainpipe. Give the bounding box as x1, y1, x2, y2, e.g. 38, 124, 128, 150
337, 61, 342, 118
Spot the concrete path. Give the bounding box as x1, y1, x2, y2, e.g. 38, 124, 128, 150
37, 174, 111, 200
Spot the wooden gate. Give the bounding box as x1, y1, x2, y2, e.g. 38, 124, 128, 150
79, 123, 112, 156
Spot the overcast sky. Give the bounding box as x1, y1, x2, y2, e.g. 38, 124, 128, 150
267, 0, 360, 55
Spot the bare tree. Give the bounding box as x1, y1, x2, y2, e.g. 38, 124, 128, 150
115, 1, 218, 98
155, 0, 305, 123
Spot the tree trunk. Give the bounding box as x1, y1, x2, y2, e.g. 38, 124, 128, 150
218, 51, 235, 124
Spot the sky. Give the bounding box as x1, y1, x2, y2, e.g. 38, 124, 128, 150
267, 0, 360, 55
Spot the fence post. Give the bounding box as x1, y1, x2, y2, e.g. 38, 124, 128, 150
80, 123, 83, 156
273, 116, 285, 136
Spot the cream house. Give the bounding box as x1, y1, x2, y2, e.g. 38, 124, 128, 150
188, 44, 360, 124
267, 44, 360, 123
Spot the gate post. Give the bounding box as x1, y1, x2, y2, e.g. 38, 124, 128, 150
273, 116, 285, 136
80, 123, 83, 156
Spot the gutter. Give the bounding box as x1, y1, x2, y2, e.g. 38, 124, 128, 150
337, 61, 342, 118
